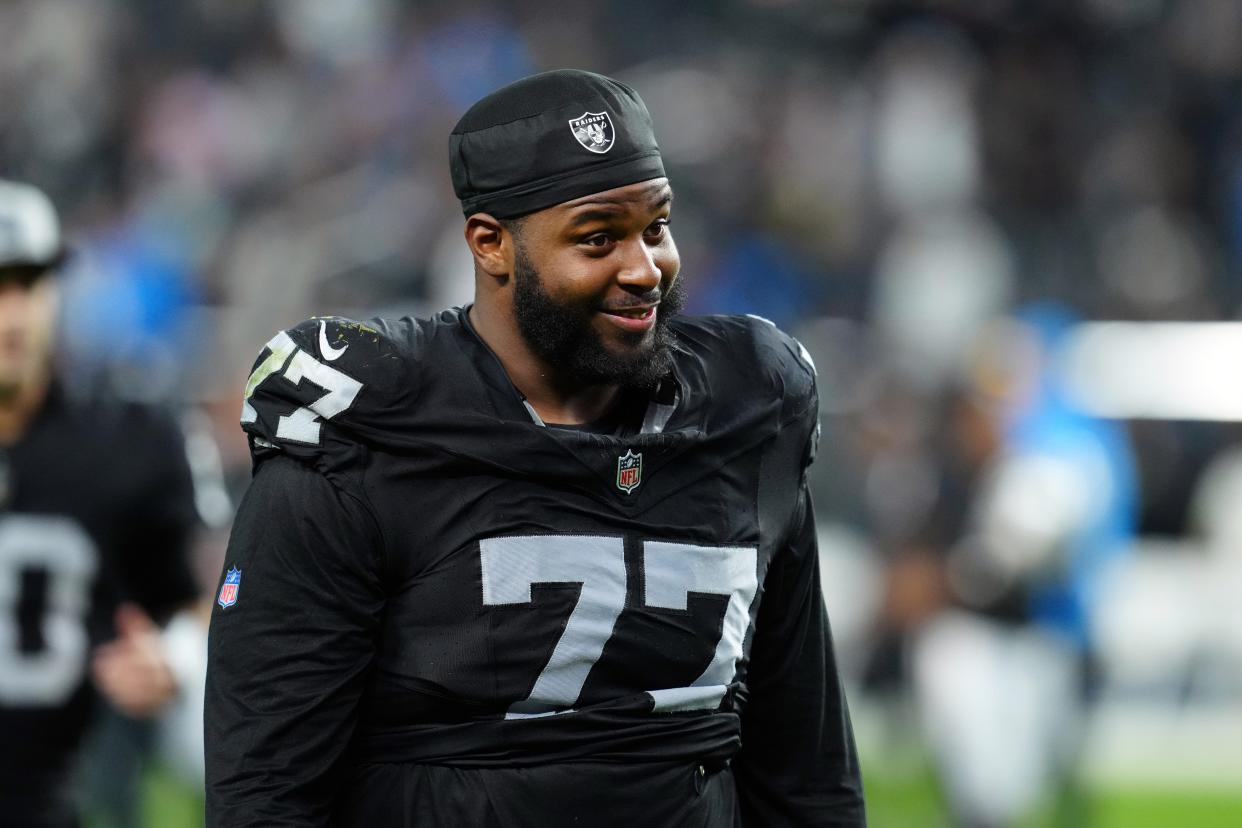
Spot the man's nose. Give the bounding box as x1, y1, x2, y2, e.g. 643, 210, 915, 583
615, 239, 662, 292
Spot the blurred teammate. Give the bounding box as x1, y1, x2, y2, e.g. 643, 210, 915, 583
0, 180, 201, 827
206, 70, 865, 826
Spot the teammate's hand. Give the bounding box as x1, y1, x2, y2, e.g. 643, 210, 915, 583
91, 603, 179, 718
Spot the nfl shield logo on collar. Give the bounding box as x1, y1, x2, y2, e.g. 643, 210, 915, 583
218, 566, 241, 609
616, 449, 642, 494
568, 111, 615, 154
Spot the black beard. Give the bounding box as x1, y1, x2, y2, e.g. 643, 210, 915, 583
512, 247, 685, 392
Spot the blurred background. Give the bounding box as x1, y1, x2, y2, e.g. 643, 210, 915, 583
3, 0, 1242, 825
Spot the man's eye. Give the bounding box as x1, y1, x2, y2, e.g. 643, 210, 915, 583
583, 234, 613, 247
644, 220, 670, 239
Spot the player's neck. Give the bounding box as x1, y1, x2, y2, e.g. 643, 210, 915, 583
0, 373, 49, 444
467, 304, 621, 426
523, 381, 621, 427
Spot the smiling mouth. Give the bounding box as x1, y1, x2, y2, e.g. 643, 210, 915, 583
600, 305, 657, 320
598, 304, 658, 334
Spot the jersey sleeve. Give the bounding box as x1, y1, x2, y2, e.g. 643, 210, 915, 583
204, 454, 386, 827
734, 486, 866, 827
239, 316, 417, 467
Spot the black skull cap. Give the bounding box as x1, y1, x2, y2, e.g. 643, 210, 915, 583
450, 69, 665, 219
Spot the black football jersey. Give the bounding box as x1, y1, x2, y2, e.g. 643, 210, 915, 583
206, 308, 864, 827
0, 385, 200, 827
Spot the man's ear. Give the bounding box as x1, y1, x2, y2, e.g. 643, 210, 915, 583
464, 213, 513, 278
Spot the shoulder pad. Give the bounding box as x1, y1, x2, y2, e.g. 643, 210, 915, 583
239, 316, 417, 459
674, 314, 820, 465
743, 316, 819, 468
744, 315, 820, 468
704, 314, 818, 465
742, 314, 817, 414
679, 314, 817, 417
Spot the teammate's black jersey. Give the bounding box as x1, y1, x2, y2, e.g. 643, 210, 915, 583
0, 385, 199, 828
206, 308, 865, 827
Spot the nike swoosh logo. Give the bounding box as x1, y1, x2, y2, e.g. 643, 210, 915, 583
318, 319, 348, 361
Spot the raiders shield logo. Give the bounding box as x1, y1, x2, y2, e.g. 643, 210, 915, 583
568, 111, 615, 154
616, 449, 642, 494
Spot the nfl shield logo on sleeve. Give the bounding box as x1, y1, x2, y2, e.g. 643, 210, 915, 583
616, 450, 642, 494
218, 566, 241, 609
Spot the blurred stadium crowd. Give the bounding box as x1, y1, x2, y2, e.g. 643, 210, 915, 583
3, 0, 1242, 825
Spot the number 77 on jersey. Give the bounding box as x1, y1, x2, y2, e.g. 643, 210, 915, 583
480, 534, 758, 717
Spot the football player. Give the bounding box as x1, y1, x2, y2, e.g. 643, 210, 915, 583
0, 179, 202, 827
206, 70, 865, 827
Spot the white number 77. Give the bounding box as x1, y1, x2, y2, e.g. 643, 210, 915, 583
480, 535, 758, 718
240, 330, 363, 445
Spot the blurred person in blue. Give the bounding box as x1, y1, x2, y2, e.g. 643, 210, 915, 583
910, 303, 1138, 828
0, 179, 202, 827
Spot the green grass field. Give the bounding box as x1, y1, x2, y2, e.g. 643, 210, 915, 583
863, 762, 1242, 828
90, 762, 1242, 828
